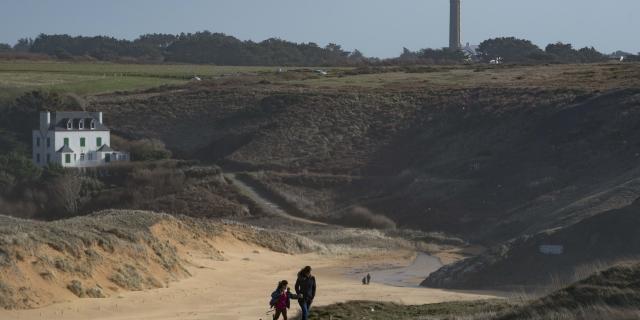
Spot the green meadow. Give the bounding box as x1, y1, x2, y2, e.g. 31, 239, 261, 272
0, 60, 278, 100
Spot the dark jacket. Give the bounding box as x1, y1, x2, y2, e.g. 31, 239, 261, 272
294, 275, 316, 302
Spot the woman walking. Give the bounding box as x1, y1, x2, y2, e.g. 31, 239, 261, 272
294, 266, 316, 320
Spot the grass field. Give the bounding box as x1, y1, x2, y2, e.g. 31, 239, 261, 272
0, 60, 280, 100
2, 60, 639, 102
300, 63, 640, 90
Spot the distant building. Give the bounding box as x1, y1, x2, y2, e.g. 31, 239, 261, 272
539, 245, 564, 255
462, 42, 478, 56
32, 111, 129, 168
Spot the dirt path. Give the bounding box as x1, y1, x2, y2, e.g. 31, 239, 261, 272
0, 238, 502, 320
225, 173, 327, 226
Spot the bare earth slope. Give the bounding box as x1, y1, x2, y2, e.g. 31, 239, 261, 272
0, 210, 500, 319
0, 210, 320, 309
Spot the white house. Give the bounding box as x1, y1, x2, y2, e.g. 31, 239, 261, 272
32, 111, 129, 168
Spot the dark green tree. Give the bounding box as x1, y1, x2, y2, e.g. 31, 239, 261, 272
13, 38, 33, 52
478, 37, 545, 63
577, 47, 606, 63
546, 42, 579, 62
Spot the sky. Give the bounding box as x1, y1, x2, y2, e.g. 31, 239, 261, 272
0, 0, 638, 58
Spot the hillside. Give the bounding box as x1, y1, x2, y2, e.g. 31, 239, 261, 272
84, 63, 640, 243
423, 198, 640, 289
3, 62, 640, 297
498, 262, 640, 319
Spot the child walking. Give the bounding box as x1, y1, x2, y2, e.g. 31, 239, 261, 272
270, 280, 297, 320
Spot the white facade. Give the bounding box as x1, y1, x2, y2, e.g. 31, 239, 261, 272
32, 111, 128, 168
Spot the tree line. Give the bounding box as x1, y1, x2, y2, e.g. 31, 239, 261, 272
1, 32, 638, 65
395, 37, 639, 64
1, 32, 366, 66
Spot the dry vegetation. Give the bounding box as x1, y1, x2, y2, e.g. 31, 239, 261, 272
3, 61, 640, 307
0, 210, 209, 309
0, 209, 332, 309
312, 262, 640, 320
84, 64, 640, 285
0, 160, 262, 221
423, 198, 640, 290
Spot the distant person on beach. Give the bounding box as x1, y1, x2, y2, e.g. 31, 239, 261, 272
270, 280, 297, 320
362, 277, 367, 285
295, 266, 316, 320
366, 273, 371, 285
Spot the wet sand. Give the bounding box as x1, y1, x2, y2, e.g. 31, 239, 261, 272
351, 252, 443, 287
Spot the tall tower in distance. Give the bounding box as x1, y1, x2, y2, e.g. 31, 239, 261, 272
449, 0, 461, 50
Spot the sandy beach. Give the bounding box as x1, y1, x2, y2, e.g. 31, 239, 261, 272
0, 235, 500, 320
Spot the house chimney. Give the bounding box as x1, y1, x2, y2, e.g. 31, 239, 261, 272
98, 112, 103, 124
40, 111, 50, 131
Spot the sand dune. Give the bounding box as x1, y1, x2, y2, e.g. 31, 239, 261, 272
0, 235, 500, 320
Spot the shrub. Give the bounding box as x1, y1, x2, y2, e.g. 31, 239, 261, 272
478, 37, 544, 63
42, 163, 65, 179
0, 152, 41, 193
0, 152, 41, 182
113, 137, 172, 161
46, 175, 83, 218
334, 206, 396, 230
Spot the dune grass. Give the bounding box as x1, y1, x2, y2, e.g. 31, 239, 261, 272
308, 300, 513, 320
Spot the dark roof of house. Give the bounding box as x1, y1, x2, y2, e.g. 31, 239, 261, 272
49, 111, 109, 131
97, 144, 114, 152
57, 145, 74, 153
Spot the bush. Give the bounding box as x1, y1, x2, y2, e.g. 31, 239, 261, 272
334, 206, 396, 230
128, 166, 185, 198
46, 175, 83, 218
42, 163, 65, 179
0, 152, 41, 193
478, 37, 544, 63
113, 137, 172, 161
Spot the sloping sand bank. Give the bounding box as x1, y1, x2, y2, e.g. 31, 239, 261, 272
0, 236, 500, 320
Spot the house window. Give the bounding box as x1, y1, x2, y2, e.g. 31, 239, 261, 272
36, 137, 40, 147
97, 137, 102, 147
80, 137, 86, 147
91, 120, 96, 129
64, 138, 69, 146
67, 121, 72, 130
80, 153, 85, 161
46, 138, 50, 148
79, 120, 84, 129
65, 154, 71, 163
36, 153, 40, 163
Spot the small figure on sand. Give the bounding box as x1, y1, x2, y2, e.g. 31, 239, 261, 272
295, 266, 316, 320
362, 276, 367, 285
270, 280, 297, 320
366, 273, 371, 285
